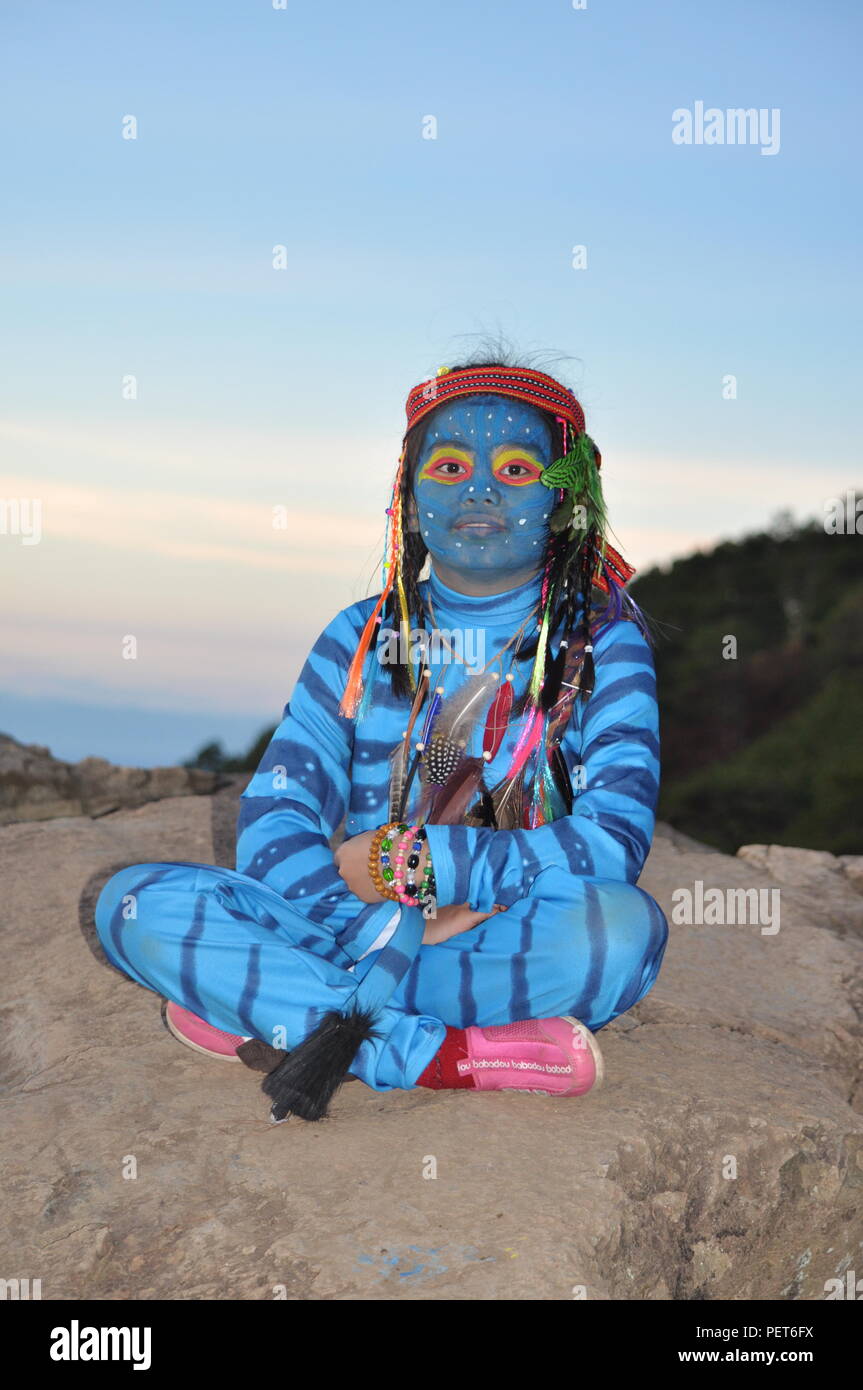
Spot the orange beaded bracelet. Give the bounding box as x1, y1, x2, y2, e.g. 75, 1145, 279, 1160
367, 822, 403, 902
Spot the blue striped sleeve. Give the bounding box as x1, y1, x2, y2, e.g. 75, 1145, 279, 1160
235, 603, 403, 963
423, 619, 660, 912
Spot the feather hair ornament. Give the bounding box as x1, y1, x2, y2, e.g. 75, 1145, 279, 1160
482, 674, 514, 761
394, 678, 442, 822
541, 429, 608, 543
417, 670, 500, 824
476, 764, 527, 831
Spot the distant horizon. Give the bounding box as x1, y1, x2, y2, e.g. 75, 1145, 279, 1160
3, 502, 847, 769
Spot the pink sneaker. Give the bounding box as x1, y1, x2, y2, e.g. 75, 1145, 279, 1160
458, 1016, 604, 1095
165, 1001, 249, 1061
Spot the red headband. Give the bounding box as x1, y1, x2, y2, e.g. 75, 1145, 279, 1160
404, 366, 586, 438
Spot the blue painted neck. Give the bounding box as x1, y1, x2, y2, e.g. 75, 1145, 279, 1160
425, 561, 544, 625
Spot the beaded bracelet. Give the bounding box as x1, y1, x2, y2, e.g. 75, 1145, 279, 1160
411, 824, 436, 914
367, 822, 406, 902
394, 822, 433, 911
392, 824, 425, 906
382, 822, 410, 899
413, 838, 437, 919
367, 820, 436, 912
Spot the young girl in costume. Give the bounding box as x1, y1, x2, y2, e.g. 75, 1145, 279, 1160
95, 359, 668, 1122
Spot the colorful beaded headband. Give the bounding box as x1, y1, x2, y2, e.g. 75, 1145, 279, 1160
404, 366, 587, 439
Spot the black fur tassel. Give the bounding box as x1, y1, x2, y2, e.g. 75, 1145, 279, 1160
262, 1006, 381, 1122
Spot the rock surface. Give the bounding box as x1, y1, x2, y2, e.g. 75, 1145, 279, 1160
737, 842, 863, 939
2, 787, 862, 1301
0, 733, 227, 825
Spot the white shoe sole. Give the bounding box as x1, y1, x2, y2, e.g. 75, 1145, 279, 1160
561, 1015, 605, 1091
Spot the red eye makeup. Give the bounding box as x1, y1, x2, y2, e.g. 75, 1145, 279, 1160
492, 446, 546, 485
416, 446, 474, 484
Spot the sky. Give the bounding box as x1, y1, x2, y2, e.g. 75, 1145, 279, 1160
1, 0, 860, 766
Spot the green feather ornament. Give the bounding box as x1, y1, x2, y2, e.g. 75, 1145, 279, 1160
541, 431, 607, 541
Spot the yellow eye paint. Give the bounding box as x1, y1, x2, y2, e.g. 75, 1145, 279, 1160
417, 445, 474, 484
491, 445, 546, 486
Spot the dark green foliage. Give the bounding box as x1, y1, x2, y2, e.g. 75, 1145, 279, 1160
183, 725, 277, 774
182, 739, 229, 772
631, 511, 863, 853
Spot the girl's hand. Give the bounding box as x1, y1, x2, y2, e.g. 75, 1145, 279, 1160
333, 829, 386, 902
422, 902, 507, 946
334, 829, 508, 940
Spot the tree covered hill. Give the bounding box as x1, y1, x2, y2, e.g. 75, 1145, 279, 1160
629, 512, 863, 854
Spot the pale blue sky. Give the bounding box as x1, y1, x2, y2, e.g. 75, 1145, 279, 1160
2, 0, 860, 764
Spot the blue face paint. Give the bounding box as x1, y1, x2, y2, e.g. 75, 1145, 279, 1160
412, 396, 555, 585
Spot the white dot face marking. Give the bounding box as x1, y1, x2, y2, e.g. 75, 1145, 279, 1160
423, 530, 430, 536
485, 486, 492, 492
455, 541, 462, 547
467, 486, 474, 493
426, 512, 434, 518
518, 518, 526, 525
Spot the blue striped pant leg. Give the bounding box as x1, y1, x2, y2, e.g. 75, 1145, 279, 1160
94, 862, 443, 1092
386, 864, 669, 1084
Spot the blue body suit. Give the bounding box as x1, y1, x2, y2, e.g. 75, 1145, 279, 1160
95, 565, 668, 1091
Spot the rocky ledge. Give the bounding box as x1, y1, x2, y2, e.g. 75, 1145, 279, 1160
0, 733, 227, 825
1, 783, 861, 1300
